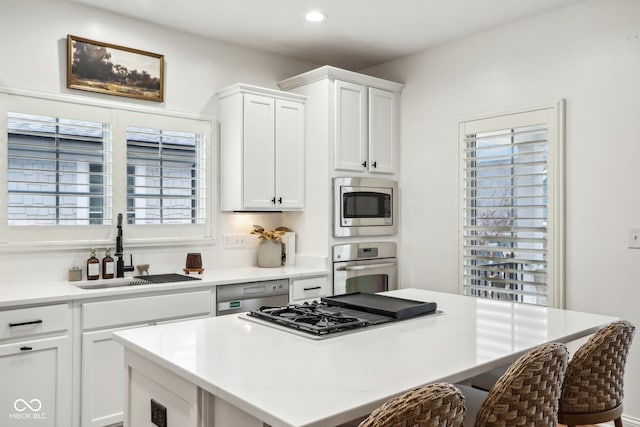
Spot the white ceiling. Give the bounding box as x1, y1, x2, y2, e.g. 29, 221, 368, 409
66, 0, 584, 70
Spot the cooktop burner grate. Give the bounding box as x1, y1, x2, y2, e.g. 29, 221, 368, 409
247, 301, 393, 336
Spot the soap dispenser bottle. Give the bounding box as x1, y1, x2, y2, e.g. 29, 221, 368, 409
87, 248, 100, 280
102, 248, 115, 279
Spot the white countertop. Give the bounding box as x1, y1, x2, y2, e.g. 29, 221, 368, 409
113, 288, 618, 427
0, 266, 329, 308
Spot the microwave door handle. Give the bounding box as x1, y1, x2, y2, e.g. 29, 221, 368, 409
336, 262, 396, 271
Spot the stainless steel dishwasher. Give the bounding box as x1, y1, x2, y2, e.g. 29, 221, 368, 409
215, 279, 289, 316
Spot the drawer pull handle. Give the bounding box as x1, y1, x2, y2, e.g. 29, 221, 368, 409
9, 320, 43, 327
303, 286, 322, 291
20, 346, 33, 351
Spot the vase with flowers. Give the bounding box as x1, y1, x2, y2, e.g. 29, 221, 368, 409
251, 225, 290, 268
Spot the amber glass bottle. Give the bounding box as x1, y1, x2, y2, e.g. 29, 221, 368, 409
87, 248, 100, 280
102, 248, 115, 279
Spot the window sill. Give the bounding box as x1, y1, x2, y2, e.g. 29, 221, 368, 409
0, 236, 215, 253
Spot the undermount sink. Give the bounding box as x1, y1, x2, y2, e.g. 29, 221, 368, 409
73, 273, 201, 289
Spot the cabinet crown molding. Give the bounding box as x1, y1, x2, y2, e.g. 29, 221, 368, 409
216, 83, 306, 102
277, 65, 404, 93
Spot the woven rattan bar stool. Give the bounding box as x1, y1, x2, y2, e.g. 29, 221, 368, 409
358, 382, 465, 427
558, 320, 636, 427
458, 342, 569, 427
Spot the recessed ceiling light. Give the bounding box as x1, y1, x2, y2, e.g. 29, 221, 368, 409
305, 11, 327, 23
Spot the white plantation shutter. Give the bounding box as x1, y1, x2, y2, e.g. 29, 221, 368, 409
459, 105, 564, 307
1, 92, 214, 247
7, 112, 112, 226
126, 127, 206, 225
118, 110, 213, 243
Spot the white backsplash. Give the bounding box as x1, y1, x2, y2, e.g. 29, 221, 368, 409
0, 212, 311, 285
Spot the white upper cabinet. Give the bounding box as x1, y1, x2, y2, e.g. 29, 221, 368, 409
275, 98, 305, 209
218, 84, 305, 211
334, 80, 368, 171
335, 81, 399, 174
279, 66, 402, 177
242, 94, 276, 209
368, 87, 400, 174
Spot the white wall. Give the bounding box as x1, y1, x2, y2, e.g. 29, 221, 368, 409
365, 0, 640, 420
0, 0, 319, 281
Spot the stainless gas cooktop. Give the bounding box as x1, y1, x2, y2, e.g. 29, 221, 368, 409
243, 293, 439, 339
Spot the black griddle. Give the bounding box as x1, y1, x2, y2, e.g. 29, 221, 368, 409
321, 292, 437, 320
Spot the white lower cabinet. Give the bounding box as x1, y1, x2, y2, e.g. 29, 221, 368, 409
79, 290, 214, 427
290, 275, 331, 303
0, 304, 72, 427
81, 326, 140, 427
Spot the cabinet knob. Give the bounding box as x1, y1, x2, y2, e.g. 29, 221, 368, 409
278, 197, 283, 204
271, 197, 276, 204
372, 161, 377, 168
20, 346, 33, 351
361, 161, 367, 168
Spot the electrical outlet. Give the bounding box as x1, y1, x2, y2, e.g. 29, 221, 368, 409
629, 228, 640, 249
150, 399, 167, 427
223, 233, 246, 248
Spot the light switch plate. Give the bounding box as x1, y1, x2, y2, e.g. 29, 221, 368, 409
629, 228, 640, 249
223, 233, 246, 249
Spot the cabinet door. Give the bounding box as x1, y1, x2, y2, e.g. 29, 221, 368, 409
368, 88, 399, 174
243, 93, 276, 209
81, 326, 144, 427
334, 80, 367, 172
0, 335, 71, 427
81, 315, 210, 427
275, 99, 305, 209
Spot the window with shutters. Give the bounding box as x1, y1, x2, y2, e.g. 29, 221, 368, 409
0, 92, 214, 247
7, 113, 111, 226
126, 127, 206, 225
459, 104, 564, 308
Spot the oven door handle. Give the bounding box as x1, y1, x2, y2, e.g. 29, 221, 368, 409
336, 262, 396, 272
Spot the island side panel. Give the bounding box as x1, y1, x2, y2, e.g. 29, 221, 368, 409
123, 349, 199, 427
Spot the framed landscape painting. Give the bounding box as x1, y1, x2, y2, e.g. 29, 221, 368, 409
67, 35, 164, 102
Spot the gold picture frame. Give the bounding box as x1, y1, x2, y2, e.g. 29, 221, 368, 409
67, 35, 164, 102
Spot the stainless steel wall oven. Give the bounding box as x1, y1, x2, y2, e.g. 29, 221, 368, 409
333, 242, 397, 294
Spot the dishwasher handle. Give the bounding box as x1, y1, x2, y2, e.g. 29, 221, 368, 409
336, 262, 396, 272
243, 285, 267, 295
216, 279, 289, 302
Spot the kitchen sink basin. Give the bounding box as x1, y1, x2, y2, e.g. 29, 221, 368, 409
74, 273, 201, 289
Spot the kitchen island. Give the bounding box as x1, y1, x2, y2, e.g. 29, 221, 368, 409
113, 288, 617, 427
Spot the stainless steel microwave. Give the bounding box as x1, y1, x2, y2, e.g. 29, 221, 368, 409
333, 177, 397, 237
